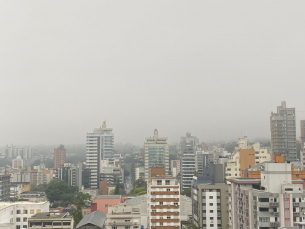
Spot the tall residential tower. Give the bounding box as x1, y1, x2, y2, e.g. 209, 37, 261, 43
54, 145, 66, 169
270, 101, 297, 162
86, 122, 114, 189
144, 129, 169, 181
180, 132, 198, 190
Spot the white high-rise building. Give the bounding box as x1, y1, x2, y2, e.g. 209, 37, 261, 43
144, 129, 169, 181
180, 132, 198, 190
86, 122, 114, 189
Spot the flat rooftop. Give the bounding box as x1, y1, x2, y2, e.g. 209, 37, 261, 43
29, 212, 72, 220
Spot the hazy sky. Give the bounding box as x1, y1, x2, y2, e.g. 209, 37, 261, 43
1, 1, 305, 146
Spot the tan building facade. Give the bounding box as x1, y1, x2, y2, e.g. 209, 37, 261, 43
54, 145, 66, 169
147, 168, 180, 229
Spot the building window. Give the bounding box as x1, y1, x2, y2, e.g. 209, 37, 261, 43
36, 209, 41, 213
160, 202, 163, 206
16, 226, 20, 229
167, 216, 170, 219
23, 218, 27, 222
30, 209, 34, 214
133, 227, 138, 229
16, 218, 20, 222
167, 189, 170, 191
125, 220, 130, 222
23, 210, 28, 214
209, 203, 213, 206
125, 227, 130, 229
174, 203, 178, 206
210, 210, 213, 213
157, 180, 162, 185
17, 210, 21, 214
165, 180, 170, 185
112, 227, 117, 229
160, 223, 163, 226
210, 224, 214, 227
209, 196, 213, 199
105, 204, 108, 207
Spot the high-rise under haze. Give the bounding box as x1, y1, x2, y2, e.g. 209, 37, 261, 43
86, 122, 114, 189
144, 129, 169, 181
180, 132, 198, 190
270, 101, 297, 162
54, 145, 66, 169
301, 120, 305, 149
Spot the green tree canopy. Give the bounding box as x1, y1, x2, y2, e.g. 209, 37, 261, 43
45, 179, 78, 206
181, 188, 191, 198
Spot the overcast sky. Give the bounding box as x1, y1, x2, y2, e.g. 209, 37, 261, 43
1, 1, 305, 146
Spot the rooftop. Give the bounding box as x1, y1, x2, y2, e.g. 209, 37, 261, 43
29, 212, 72, 220
76, 210, 106, 229
94, 195, 121, 199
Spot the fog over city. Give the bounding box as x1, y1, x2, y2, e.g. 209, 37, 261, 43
1, 1, 305, 145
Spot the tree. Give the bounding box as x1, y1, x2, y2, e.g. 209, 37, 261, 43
114, 183, 125, 195
133, 179, 146, 188
181, 188, 191, 197
45, 179, 77, 207
71, 192, 91, 226
187, 224, 202, 229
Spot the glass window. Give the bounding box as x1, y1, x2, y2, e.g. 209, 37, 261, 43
23, 210, 28, 214
17, 210, 21, 214
157, 180, 162, 185
23, 218, 27, 222
165, 180, 170, 185
36, 209, 41, 213
16, 218, 20, 222
30, 210, 34, 214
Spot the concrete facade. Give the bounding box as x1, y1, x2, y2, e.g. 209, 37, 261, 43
192, 184, 229, 229
0, 201, 49, 229
270, 101, 297, 162
228, 163, 305, 229
106, 203, 141, 229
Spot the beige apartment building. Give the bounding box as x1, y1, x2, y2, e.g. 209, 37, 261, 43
147, 168, 180, 229
105, 203, 141, 229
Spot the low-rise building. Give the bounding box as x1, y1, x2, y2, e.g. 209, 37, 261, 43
105, 203, 141, 229
28, 212, 73, 229
0, 201, 49, 229
92, 195, 124, 214
76, 210, 106, 229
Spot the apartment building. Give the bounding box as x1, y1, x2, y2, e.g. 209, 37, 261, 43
92, 195, 124, 214
12, 156, 24, 170
0, 201, 49, 229
144, 130, 169, 181
99, 159, 124, 186
105, 203, 141, 229
147, 168, 180, 229
301, 120, 305, 149
180, 133, 198, 190
54, 145, 66, 170
270, 101, 297, 162
0, 174, 11, 202
228, 163, 305, 229
28, 212, 73, 229
192, 183, 229, 229
55, 163, 82, 189
225, 142, 271, 181
86, 122, 114, 189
